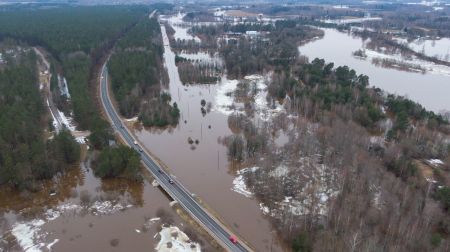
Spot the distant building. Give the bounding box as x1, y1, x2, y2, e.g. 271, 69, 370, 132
246, 31, 260, 38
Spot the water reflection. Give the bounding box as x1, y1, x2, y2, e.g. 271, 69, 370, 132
134, 14, 286, 251
299, 28, 450, 112
0, 148, 215, 252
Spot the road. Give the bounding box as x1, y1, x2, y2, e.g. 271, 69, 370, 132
149, 9, 157, 19
35, 47, 90, 140
100, 64, 251, 252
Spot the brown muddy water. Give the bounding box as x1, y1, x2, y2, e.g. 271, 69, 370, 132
132, 15, 286, 252
134, 17, 450, 252
0, 151, 214, 251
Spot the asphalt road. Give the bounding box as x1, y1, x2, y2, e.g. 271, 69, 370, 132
100, 64, 250, 252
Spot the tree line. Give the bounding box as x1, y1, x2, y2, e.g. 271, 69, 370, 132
0, 5, 159, 185
0, 48, 80, 190
108, 17, 180, 127
191, 20, 323, 78
215, 18, 450, 250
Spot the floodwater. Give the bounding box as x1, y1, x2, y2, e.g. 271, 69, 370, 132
1, 40, 215, 252
165, 13, 201, 42
299, 28, 450, 112
0, 152, 213, 251
0, 153, 212, 251
395, 36, 450, 61
134, 16, 285, 252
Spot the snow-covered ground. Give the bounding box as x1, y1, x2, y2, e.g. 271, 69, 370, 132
358, 48, 450, 76
269, 165, 289, 177
47, 99, 88, 144
426, 159, 445, 166
155, 226, 201, 252
125, 116, 139, 122
47, 99, 60, 131
213, 9, 226, 17
271, 159, 339, 216
231, 167, 259, 198
214, 77, 239, 115
322, 17, 382, 25
233, 157, 340, 217
394, 36, 450, 62
57, 76, 71, 99
214, 74, 285, 120
178, 51, 223, 67
56, 109, 76, 132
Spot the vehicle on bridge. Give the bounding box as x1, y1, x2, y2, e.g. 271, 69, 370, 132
229, 235, 238, 244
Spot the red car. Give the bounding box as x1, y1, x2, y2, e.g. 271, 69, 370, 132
229, 235, 238, 244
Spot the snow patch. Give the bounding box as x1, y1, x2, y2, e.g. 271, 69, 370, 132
214, 77, 239, 115
46, 99, 59, 130
231, 167, 259, 198
58, 76, 71, 99
11, 219, 46, 252
363, 49, 450, 76
322, 17, 382, 25
125, 116, 138, 122
232, 175, 253, 198
269, 165, 289, 177
259, 203, 270, 215
252, 74, 285, 121
427, 159, 444, 166
155, 226, 201, 252
57, 109, 76, 132
214, 74, 285, 121
75, 136, 86, 144
10, 201, 133, 251
46, 239, 59, 250
260, 158, 340, 217
90, 201, 132, 216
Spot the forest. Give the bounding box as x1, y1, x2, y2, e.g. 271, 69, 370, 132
94, 145, 141, 181
225, 57, 450, 251
191, 20, 323, 78
175, 55, 221, 84
0, 47, 80, 190
108, 17, 179, 127
0, 5, 151, 149
211, 17, 450, 251
0, 6, 146, 58
0, 5, 158, 186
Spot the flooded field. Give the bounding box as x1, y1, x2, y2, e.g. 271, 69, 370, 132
395, 36, 450, 61
299, 28, 450, 112
5, 14, 449, 252
133, 15, 286, 252
0, 152, 213, 251
0, 151, 213, 251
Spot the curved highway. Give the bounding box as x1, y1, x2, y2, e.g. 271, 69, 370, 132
100, 64, 251, 252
